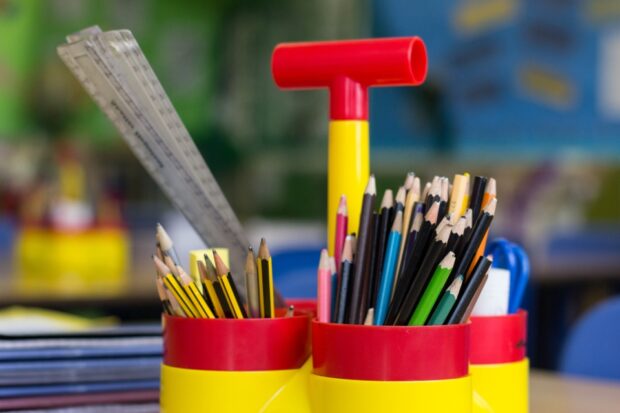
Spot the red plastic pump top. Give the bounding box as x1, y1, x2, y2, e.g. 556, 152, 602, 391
272, 37, 428, 120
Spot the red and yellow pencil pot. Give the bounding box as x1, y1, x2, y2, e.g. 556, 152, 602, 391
160, 310, 312, 412
309, 320, 472, 413
470, 311, 528, 413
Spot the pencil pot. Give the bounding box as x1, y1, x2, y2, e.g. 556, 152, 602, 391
309, 321, 472, 413
160, 311, 312, 413
470, 311, 528, 413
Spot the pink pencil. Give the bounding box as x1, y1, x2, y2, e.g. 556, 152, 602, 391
317, 249, 332, 323
334, 195, 348, 268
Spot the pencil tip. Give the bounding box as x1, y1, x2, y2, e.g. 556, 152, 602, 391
366, 175, 377, 194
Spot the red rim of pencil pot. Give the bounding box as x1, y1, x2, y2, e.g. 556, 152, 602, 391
469, 310, 527, 364
163, 310, 311, 371
311, 320, 469, 381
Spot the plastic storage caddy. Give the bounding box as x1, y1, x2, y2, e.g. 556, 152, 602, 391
309, 321, 472, 413
160, 310, 312, 413
470, 311, 528, 413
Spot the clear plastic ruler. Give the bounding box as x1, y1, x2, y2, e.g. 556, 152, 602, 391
57, 26, 253, 294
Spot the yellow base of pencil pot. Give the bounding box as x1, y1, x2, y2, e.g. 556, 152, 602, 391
160, 360, 312, 413
308, 373, 472, 413
471, 358, 529, 413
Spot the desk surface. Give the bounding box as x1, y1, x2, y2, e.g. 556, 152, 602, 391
531, 370, 620, 412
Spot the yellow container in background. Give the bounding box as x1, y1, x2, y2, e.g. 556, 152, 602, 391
14, 227, 129, 297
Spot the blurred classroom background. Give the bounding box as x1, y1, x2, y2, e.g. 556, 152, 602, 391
1, 0, 620, 375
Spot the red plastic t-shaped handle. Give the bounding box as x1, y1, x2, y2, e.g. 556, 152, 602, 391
271, 37, 428, 120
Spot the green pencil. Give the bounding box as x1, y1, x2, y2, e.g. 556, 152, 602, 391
427, 274, 463, 325
408, 252, 456, 326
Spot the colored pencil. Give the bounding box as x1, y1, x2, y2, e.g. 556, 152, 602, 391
369, 190, 394, 308
447, 256, 492, 324
408, 252, 456, 325
396, 177, 420, 281
469, 176, 488, 218
385, 201, 439, 324
394, 224, 451, 325
334, 195, 348, 268
333, 235, 354, 323
427, 275, 463, 325
317, 249, 332, 323
373, 210, 403, 325
347, 175, 376, 324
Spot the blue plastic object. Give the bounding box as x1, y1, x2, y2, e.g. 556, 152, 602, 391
486, 238, 530, 313
560, 297, 620, 381
271, 246, 322, 299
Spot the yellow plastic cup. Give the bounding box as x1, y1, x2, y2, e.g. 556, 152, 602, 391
160, 311, 312, 413
309, 320, 472, 413
470, 311, 529, 413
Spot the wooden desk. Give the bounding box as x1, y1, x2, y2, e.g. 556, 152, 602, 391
531, 370, 620, 412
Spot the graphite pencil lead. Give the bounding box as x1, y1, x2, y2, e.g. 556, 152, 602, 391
212, 250, 230, 276
381, 189, 394, 209
245, 247, 257, 274
258, 238, 271, 259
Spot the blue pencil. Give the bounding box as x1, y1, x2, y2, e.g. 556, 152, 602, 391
373, 211, 403, 325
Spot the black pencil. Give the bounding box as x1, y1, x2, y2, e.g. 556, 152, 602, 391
394, 186, 406, 214
333, 235, 354, 323
369, 190, 393, 308
359, 211, 378, 318
446, 217, 466, 253
394, 224, 452, 325
347, 175, 376, 324
469, 176, 488, 218
385, 201, 439, 324
446, 255, 492, 324
451, 199, 497, 283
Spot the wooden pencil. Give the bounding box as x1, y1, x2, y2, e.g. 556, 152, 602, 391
333, 235, 354, 323
334, 195, 348, 269
257, 238, 275, 318
369, 190, 394, 309
213, 250, 247, 319
245, 247, 260, 318
347, 175, 376, 324
394, 224, 452, 325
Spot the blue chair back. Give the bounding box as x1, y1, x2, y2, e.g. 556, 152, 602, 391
271, 246, 322, 299
560, 296, 620, 381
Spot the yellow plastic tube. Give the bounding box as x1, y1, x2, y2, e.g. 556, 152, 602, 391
160, 360, 312, 413
327, 120, 369, 254
308, 373, 472, 413
471, 358, 529, 413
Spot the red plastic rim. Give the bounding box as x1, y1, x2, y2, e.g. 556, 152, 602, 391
163, 311, 311, 371
312, 320, 469, 381
470, 310, 527, 364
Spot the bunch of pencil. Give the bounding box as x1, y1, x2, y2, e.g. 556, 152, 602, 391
153, 224, 280, 319
317, 173, 497, 326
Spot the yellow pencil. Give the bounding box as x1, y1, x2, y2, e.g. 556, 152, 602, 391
178, 266, 215, 319
163, 273, 199, 318
197, 261, 226, 318
257, 238, 275, 318
213, 250, 247, 319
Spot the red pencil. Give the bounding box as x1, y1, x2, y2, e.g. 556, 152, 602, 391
334, 195, 348, 268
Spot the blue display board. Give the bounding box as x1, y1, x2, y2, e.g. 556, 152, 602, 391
371, 0, 620, 156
